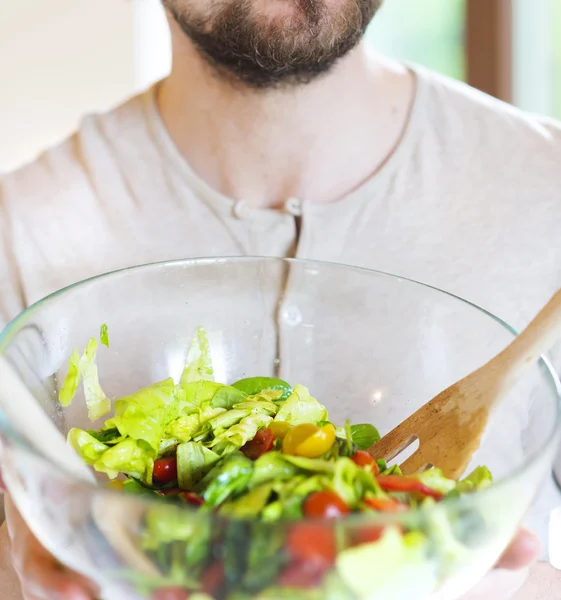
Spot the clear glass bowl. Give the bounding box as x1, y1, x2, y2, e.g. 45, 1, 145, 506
0, 257, 559, 600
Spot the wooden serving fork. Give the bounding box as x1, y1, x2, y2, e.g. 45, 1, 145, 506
367, 289, 561, 480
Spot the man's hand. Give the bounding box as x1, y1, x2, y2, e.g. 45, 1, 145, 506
0, 475, 542, 600
4, 494, 99, 600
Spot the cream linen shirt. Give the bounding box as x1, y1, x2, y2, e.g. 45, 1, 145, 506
1, 66, 561, 597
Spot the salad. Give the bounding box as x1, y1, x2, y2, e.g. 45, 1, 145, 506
62, 327, 493, 600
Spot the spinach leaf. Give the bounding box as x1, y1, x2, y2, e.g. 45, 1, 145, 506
350, 424, 380, 450
87, 427, 122, 445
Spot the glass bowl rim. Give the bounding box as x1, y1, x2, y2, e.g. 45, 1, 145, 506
0, 255, 559, 526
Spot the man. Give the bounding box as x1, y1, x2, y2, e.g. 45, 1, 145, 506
1, 0, 560, 598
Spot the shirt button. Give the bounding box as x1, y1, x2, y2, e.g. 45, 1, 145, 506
232, 200, 253, 220
281, 305, 302, 326
284, 197, 302, 217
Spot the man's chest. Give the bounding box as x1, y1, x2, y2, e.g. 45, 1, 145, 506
14, 191, 561, 337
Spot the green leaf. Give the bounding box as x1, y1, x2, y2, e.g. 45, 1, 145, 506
177, 441, 220, 490
282, 455, 335, 474
211, 385, 248, 409
59, 349, 81, 406
456, 466, 493, 493
180, 327, 214, 384
60, 339, 111, 420
81, 338, 111, 421
142, 504, 198, 550
106, 378, 179, 453
350, 424, 380, 450
274, 385, 328, 426
87, 427, 124, 445
93, 438, 154, 483
336, 528, 431, 598
251, 452, 300, 487
180, 380, 223, 414
210, 413, 273, 450
67, 428, 109, 465
232, 377, 293, 401
243, 522, 287, 592
100, 324, 110, 347
220, 483, 274, 519
332, 457, 362, 507
418, 469, 457, 495
122, 479, 156, 498
201, 454, 254, 507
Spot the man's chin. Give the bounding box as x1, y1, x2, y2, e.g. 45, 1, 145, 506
164, 0, 379, 89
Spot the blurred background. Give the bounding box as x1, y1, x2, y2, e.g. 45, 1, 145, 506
0, 0, 560, 171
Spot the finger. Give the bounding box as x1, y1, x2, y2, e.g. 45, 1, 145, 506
22, 553, 98, 600
6, 496, 98, 600
0, 469, 5, 492
495, 529, 540, 570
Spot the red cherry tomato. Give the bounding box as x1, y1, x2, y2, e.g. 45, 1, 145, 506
182, 492, 204, 507
287, 524, 336, 566
376, 475, 443, 500
152, 587, 189, 600
303, 490, 350, 519
355, 526, 386, 545
241, 428, 275, 460
364, 496, 408, 513
201, 561, 225, 595
277, 561, 326, 589
351, 451, 380, 475
152, 456, 178, 486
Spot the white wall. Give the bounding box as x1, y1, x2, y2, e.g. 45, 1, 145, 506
0, 0, 171, 173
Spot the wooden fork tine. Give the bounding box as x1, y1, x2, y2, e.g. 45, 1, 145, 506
399, 447, 431, 476
367, 425, 418, 462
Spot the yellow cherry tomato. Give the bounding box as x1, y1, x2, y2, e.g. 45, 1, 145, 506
106, 480, 125, 491
270, 421, 292, 440
295, 424, 337, 458
282, 423, 319, 455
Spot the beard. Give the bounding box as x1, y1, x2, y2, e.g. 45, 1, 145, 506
162, 0, 382, 89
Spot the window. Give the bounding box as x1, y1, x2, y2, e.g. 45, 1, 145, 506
365, 0, 466, 81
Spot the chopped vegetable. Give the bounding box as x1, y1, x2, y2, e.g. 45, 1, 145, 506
241, 428, 275, 460
377, 475, 444, 501
232, 377, 293, 401
303, 491, 350, 518
100, 323, 110, 347
65, 326, 494, 600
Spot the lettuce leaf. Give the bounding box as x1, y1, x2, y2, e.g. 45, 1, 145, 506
67, 428, 109, 465
418, 468, 457, 495
456, 466, 493, 493
59, 349, 81, 407
210, 413, 273, 449
332, 456, 381, 508
274, 385, 328, 426
180, 327, 214, 384
177, 441, 220, 489
105, 378, 179, 453
93, 438, 154, 483
100, 324, 110, 348
181, 380, 223, 414
336, 527, 431, 599
59, 339, 110, 421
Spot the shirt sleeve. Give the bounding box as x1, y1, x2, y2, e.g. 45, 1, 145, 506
0, 179, 26, 330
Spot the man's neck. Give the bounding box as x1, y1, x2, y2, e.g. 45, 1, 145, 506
158, 19, 415, 209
